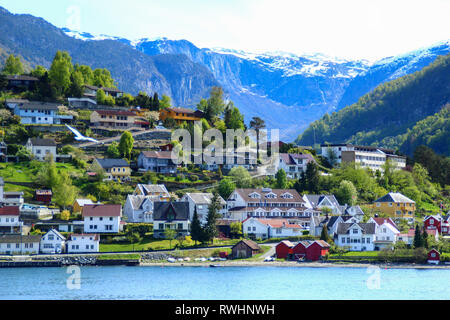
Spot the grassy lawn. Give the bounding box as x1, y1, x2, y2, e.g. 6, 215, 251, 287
329, 251, 380, 261
0, 162, 85, 183
100, 237, 240, 253
97, 254, 141, 260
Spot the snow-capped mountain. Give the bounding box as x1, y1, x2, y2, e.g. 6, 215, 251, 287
61, 28, 450, 141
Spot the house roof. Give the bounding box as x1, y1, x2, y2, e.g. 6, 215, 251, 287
68, 234, 100, 241
251, 218, 302, 229
36, 190, 52, 196
44, 229, 66, 241
153, 202, 189, 221
127, 195, 159, 210
374, 192, 415, 203
216, 219, 239, 226
82, 204, 122, 217
74, 199, 95, 207
184, 193, 226, 205
336, 223, 376, 235
95, 158, 130, 169
136, 184, 170, 196
344, 205, 365, 217
371, 217, 399, 231
140, 151, 173, 160
277, 240, 294, 248
0, 206, 20, 216
304, 194, 341, 210
18, 102, 61, 111
279, 153, 315, 165
6, 75, 39, 81
95, 110, 136, 117
0, 234, 41, 243
29, 138, 57, 147
232, 188, 305, 203
165, 107, 205, 117
234, 239, 260, 251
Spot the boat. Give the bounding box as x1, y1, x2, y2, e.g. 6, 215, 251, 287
209, 264, 221, 268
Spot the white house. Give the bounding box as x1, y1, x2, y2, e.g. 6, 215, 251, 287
336, 222, 376, 251
134, 184, 171, 199
66, 234, 100, 253
137, 151, 177, 173
310, 214, 362, 238
10, 101, 73, 125
303, 194, 343, 215
368, 217, 400, 250
0, 234, 41, 255
276, 153, 316, 179
227, 188, 309, 221
124, 194, 159, 223
243, 218, 304, 240
26, 138, 57, 161
82, 204, 122, 233
181, 193, 227, 224
0, 206, 23, 234
40, 229, 66, 254
153, 202, 190, 239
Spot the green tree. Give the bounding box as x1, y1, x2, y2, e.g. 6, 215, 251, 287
118, 131, 134, 159
229, 166, 253, 188
190, 206, 203, 245
30, 65, 47, 78
93, 68, 115, 88
2, 54, 24, 75
249, 116, 266, 161
422, 228, 429, 249
49, 51, 73, 96
106, 141, 121, 158
275, 168, 287, 189
335, 180, 358, 206
305, 161, 320, 193
320, 224, 331, 242
69, 70, 85, 97
203, 192, 221, 243
160, 95, 172, 109
52, 172, 78, 209
217, 177, 236, 199
230, 221, 243, 239
413, 225, 423, 248
164, 228, 177, 249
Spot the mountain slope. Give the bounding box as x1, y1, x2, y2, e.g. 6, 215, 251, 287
296, 54, 450, 155
0, 7, 219, 108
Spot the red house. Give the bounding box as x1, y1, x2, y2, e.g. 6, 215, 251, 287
276, 240, 294, 259
305, 240, 331, 261
292, 240, 331, 261
442, 216, 450, 235
35, 190, 52, 204
292, 241, 313, 260
424, 215, 442, 234
427, 249, 440, 265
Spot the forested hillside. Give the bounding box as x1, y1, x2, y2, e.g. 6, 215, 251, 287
296, 54, 450, 156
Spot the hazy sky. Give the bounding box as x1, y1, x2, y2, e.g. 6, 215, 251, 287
1, 0, 449, 61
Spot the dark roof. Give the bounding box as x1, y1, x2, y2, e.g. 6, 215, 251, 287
166, 107, 204, 116
82, 204, 122, 217
374, 192, 415, 203
6, 75, 39, 81
279, 153, 315, 165
304, 194, 341, 209
95, 110, 136, 116
17, 102, 61, 110
0, 206, 20, 216
29, 138, 57, 147
336, 223, 376, 235
0, 234, 41, 243
153, 202, 190, 221
140, 151, 173, 159
233, 239, 261, 251
95, 158, 130, 169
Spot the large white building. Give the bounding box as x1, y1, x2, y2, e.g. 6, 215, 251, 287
0, 234, 41, 255
26, 138, 58, 161
8, 101, 73, 125
368, 217, 400, 250
226, 188, 314, 221
0, 206, 23, 234
321, 144, 406, 171
82, 204, 122, 233
124, 195, 159, 223
276, 153, 316, 179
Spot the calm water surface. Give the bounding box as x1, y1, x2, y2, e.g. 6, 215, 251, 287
0, 266, 449, 300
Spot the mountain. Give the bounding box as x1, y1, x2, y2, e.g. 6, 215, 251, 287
0, 7, 219, 108
337, 40, 450, 110
296, 54, 450, 156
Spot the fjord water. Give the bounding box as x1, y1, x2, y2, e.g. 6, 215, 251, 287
0, 266, 449, 300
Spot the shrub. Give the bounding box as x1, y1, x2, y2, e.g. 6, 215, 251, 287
189, 175, 199, 182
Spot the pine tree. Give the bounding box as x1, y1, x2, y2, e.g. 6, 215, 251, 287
190, 206, 203, 245
320, 224, 330, 242
413, 225, 423, 248
204, 192, 221, 244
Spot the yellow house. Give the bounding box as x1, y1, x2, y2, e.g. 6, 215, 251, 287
159, 107, 204, 124
372, 192, 416, 221
134, 184, 171, 201
73, 198, 95, 213
94, 158, 131, 181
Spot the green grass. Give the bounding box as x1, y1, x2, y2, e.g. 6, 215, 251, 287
97, 254, 141, 260
100, 237, 240, 253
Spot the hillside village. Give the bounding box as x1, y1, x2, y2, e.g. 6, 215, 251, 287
0, 51, 449, 266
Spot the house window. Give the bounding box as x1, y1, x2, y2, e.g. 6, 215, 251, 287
48, 235, 54, 241
342, 238, 345, 243
352, 229, 358, 234
159, 223, 164, 230
276, 228, 281, 234
248, 227, 251, 231
430, 220, 434, 225
177, 223, 183, 230
110, 217, 113, 221
105, 225, 112, 231
100, 217, 103, 221
367, 238, 371, 243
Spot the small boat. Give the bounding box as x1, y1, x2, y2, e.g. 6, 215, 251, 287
167, 258, 176, 263
209, 264, 221, 268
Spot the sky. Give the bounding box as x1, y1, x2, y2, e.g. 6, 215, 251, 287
1, 0, 449, 61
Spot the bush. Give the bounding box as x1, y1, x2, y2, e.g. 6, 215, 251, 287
189, 175, 199, 182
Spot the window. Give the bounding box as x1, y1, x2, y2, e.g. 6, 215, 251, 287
342, 238, 345, 243
248, 227, 251, 231
100, 217, 103, 221
367, 238, 371, 243
48, 235, 54, 241
16, 243, 19, 248
253, 227, 256, 231
105, 225, 112, 231
159, 223, 164, 230
431, 253, 436, 257
276, 228, 282, 234
110, 217, 113, 221
352, 229, 358, 234
430, 220, 434, 225
86, 245, 90, 249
